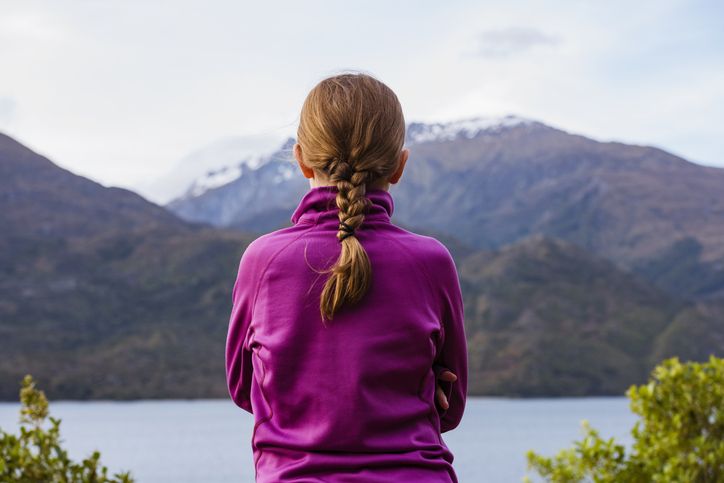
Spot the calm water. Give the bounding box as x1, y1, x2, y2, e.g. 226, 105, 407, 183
0, 397, 635, 482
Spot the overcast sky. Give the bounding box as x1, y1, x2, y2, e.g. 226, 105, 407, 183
1, 0, 722, 194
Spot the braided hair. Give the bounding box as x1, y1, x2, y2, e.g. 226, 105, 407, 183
296, 71, 406, 324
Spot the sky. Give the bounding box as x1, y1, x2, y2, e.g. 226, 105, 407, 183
1, 0, 723, 200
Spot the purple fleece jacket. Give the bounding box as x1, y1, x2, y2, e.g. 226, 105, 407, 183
225, 185, 468, 482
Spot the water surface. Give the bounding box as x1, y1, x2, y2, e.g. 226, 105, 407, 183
0, 396, 635, 482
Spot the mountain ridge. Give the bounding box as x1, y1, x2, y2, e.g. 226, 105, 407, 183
163, 116, 724, 301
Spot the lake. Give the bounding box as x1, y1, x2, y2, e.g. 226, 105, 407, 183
0, 397, 636, 482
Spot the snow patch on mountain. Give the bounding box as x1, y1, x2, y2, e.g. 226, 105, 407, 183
187, 165, 242, 197
179, 138, 296, 200
407, 114, 536, 144
142, 132, 291, 204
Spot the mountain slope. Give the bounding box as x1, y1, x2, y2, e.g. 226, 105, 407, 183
0, 132, 255, 400
457, 234, 705, 396
395, 119, 724, 299
0, 133, 185, 239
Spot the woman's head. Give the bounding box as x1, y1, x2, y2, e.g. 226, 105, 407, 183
294, 71, 408, 324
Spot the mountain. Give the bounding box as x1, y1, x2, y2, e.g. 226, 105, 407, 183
136, 132, 292, 204
458, 234, 722, 396
0, 132, 255, 400
394, 117, 724, 300
164, 115, 724, 300
1, 130, 722, 400
164, 115, 541, 232
167, 137, 307, 233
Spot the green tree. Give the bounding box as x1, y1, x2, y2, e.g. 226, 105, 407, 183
0, 374, 134, 482
524, 355, 724, 482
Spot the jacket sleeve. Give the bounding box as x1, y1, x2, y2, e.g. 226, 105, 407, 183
431, 246, 468, 433
225, 241, 264, 414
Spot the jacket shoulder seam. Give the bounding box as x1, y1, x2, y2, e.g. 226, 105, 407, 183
248, 225, 319, 328
375, 231, 446, 333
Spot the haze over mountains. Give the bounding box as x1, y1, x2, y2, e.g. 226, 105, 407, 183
1, 114, 723, 400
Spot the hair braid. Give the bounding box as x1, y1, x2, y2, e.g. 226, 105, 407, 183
317, 157, 373, 324
329, 158, 372, 242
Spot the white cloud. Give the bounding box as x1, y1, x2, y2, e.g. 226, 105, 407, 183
472, 27, 561, 58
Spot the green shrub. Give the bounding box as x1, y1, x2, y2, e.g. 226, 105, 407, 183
524, 355, 724, 482
0, 374, 134, 482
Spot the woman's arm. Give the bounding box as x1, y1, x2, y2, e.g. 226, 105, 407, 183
432, 248, 468, 433
225, 241, 265, 414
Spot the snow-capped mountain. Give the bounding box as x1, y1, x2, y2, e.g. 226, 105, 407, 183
405, 114, 538, 144
139, 132, 291, 204
166, 137, 307, 231
182, 146, 298, 199
174, 114, 542, 202
165, 115, 548, 230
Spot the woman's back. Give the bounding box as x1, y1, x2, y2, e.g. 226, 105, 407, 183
226, 185, 468, 482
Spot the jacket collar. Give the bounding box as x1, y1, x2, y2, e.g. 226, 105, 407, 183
291, 185, 394, 225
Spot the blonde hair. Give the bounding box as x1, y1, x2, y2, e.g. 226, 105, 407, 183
296, 71, 406, 324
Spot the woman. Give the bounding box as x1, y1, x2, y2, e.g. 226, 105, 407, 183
226, 71, 468, 482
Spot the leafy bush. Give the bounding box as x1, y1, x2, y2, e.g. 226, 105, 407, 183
0, 374, 134, 482
524, 355, 724, 482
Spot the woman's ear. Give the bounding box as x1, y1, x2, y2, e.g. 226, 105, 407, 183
389, 148, 409, 184
294, 143, 314, 179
